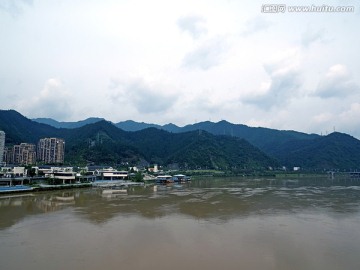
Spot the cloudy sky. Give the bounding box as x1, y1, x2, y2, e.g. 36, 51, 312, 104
1, 0, 360, 137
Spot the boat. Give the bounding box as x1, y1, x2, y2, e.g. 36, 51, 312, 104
172, 174, 191, 183
155, 174, 191, 184
156, 175, 174, 184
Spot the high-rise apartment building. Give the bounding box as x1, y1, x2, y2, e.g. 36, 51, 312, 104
20, 143, 37, 165
3, 143, 36, 165
37, 138, 65, 164
0, 131, 5, 165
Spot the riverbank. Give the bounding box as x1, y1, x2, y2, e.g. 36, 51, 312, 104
0, 183, 92, 195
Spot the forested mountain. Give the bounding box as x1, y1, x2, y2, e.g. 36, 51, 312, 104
33, 117, 319, 155
272, 132, 360, 170
170, 120, 320, 154
3, 110, 360, 170
127, 128, 276, 170
1, 110, 277, 169
0, 110, 62, 144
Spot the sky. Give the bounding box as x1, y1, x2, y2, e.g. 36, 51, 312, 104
1, 0, 360, 137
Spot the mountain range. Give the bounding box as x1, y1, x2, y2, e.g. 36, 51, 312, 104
2, 110, 276, 170
1, 110, 360, 170
34, 116, 320, 153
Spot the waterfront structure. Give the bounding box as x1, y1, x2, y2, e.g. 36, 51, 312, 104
37, 166, 78, 184
83, 166, 129, 181
52, 167, 76, 184
156, 175, 173, 184
37, 138, 65, 164
96, 167, 128, 180
0, 131, 5, 165
0, 166, 27, 177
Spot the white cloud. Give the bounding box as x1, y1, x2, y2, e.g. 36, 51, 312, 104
182, 36, 228, 70
0, 0, 33, 17
301, 27, 326, 47
314, 64, 359, 98
244, 48, 302, 110
177, 15, 207, 39
17, 78, 73, 120
1, 0, 360, 137
338, 103, 360, 137
241, 16, 271, 36
313, 112, 334, 124
109, 77, 179, 114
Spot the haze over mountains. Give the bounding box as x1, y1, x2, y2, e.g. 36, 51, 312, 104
1, 110, 360, 170
33, 117, 105, 129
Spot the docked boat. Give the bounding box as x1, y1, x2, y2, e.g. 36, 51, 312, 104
156, 174, 191, 184
172, 174, 191, 183
156, 175, 174, 184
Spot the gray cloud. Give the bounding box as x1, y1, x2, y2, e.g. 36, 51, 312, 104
314, 65, 359, 98
109, 78, 178, 114
177, 15, 207, 39
182, 37, 228, 70
0, 0, 33, 17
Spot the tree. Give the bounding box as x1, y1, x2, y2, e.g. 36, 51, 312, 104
134, 171, 143, 182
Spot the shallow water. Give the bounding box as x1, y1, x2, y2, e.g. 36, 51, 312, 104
1, 177, 360, 270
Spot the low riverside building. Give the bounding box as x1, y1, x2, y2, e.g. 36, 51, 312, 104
38, 166, 77, 185
78, 166, 128, 181
96, 167, 128, 180
0, 166, 31, 187
1, 166, 27, 178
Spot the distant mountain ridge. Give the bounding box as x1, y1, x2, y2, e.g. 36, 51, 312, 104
33, 117, 105, 129
3, 110, 360, 170
115, 120, 162, 131
33, 117, 320, 156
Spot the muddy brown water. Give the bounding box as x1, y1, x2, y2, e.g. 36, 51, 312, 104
1, 177, 360, 270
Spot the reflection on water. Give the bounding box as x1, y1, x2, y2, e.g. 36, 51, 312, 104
1, 177, 360, 270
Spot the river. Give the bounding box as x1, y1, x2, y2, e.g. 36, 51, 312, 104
1, 177, 360, 270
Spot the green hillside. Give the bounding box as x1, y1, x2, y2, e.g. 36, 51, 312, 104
0, 110, 277, 170
272, 132, 360, 170
3, 110, 360, 170
0, 110, 62, 144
